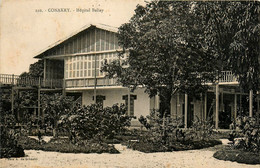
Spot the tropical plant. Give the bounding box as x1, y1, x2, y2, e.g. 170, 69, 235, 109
60, 103, 132, 143
234, 116, 260, 153
41, 93, 73, 137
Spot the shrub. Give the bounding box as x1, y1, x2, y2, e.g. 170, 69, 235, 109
18, 136, 119, 154
214, 149, 260, 164
185, 116, 214, 141
0, 126, 25, 158
233, 116, 260, 153
59, 103, 133, 143
136, 110, 219, 152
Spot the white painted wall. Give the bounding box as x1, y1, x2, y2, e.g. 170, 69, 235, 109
82, 87, 151, 126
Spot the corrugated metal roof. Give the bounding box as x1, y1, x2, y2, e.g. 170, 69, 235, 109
34, 23, 118, 58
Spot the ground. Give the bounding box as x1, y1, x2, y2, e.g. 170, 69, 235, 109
0, 139, 259, 168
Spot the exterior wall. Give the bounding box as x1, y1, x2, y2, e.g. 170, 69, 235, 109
44, 27, 120, 57
82, 87, 150, 126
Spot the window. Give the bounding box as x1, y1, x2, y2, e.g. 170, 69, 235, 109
64, 53, 118, 79
93, 95, 106, 107
122, 95, 137, 116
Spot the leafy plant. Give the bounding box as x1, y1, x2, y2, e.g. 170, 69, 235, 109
41, 93, 74, 137
185, 116, 214, 141
60, 103, 133, 143
233, 116, 260, 153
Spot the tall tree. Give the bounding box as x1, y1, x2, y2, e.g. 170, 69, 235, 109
20, 60, 44, 78
194, 1, 260, 92
102, 1, 218, 116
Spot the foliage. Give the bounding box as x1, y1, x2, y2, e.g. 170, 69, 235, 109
138, 110, 216, 150
193, 1, 260, 92
213, 149, 260, 165
18, 136, 119, 154
128, 138, 221, 153
103, 1, 260, 118
41, 93, 73, 136
0, 126, 25, 158
60, 103, 132, 143
20, 59, 44, 78
102, 1, 219, 116
185, 116, 214, 141
0, 111, 16, 127
233, 116, 260, 153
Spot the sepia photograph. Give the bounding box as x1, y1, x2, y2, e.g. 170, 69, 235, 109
0, 0, 259, 167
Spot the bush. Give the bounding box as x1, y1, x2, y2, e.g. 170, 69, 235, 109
213, 116, 260, 164
18, 136, 119, 154
128, 139, 222, 153
213, 149, 260, 164
135, 111, 220, 152
0, 126, 25, 158
59, 103, 133, 143
232, 116, 260, 153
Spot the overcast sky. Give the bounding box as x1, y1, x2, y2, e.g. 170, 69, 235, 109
0, 0, 146, 75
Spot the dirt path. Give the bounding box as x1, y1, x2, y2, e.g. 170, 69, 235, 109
1, 139, 259, 168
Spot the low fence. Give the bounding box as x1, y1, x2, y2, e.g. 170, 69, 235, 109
0, 74, 63, 88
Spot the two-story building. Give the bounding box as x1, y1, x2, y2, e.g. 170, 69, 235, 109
34, 23, 260, 129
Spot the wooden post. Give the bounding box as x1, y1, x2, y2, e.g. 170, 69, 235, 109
155, 95, 160, 110
38, 77, 41, 120
184, 93, 188, 129
249, 89, 253, 117
11, 87, 14, 115
175, 93, 178, 120
128, 88, 131, 115
94, 28, 97, 104
62, 79, 66, 96
234, 94, 237, 121
50, 79, 53, 89
215, 83, 219, 129
239, 87, 242, 116
12, 74, 14, 85
44, 59, 47, 80
204, 92, 207, 120
257, 96, 260, 125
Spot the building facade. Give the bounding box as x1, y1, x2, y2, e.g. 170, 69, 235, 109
34, 24, 260, 129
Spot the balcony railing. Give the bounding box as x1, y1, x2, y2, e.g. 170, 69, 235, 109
219, 71, 238, 83
0, 74, 63, 88
65, 77, 119, 88
0, 71, 238, 89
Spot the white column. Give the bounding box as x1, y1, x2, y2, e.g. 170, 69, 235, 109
185, 93, 188, 129
204, 92, 207, 120
155, 95, 160, 110
234, 94, 237, 120
249, 90, 253, 117
215, 84, 219, 129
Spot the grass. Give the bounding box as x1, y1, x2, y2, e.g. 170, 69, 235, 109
213, 148, 260, 165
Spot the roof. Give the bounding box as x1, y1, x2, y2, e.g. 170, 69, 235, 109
34, 23, 118, 58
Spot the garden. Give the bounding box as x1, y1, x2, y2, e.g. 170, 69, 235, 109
1, 95, 260, 165
213, 116, 260, 164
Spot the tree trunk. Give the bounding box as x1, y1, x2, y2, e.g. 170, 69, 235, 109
159, 87, 172, 118
53, 120, 58, 138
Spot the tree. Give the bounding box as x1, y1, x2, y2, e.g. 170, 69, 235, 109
193, 1, 260, 92
102, 1, 219, 116
20, 60, 44, 78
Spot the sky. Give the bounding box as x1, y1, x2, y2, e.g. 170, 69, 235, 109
0, 0, 146, 75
